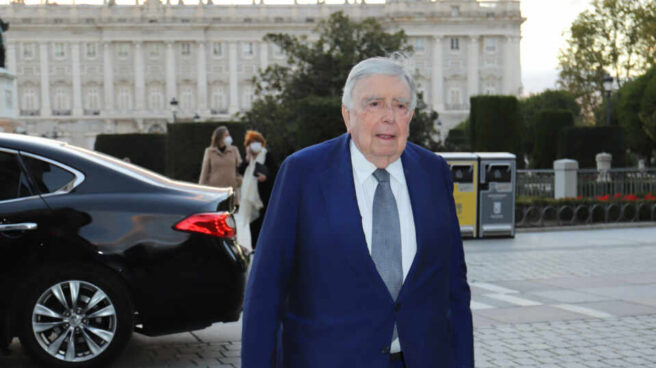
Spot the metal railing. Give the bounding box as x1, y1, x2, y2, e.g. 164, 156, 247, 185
517, 168, 656, 199
517, 169, 554, 198
578, 168, 656, 197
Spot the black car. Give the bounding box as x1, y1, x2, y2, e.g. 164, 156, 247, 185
0, 133, 249, 367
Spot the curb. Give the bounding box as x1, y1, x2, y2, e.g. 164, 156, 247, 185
517, 222, 656, 233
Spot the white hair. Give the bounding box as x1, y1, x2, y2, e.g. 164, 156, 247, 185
341, 56, 417, 111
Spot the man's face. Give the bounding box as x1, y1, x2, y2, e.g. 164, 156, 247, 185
342, 74, 414, 168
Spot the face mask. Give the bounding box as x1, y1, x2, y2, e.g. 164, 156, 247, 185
250, 142, 263, 153
223, 136, 233, 146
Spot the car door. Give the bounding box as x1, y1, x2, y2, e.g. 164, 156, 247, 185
0, 148, 51, 302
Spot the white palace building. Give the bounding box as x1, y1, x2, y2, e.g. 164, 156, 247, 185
0, 0, 523, 148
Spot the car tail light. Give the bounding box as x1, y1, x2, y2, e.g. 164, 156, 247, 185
174, 212, 236, 238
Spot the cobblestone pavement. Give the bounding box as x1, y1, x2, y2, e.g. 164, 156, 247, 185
2, 227, 656, 367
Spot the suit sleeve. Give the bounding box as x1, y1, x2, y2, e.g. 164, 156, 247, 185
442, 159, 474, 367
242, 155, 300, 367
198, 149, 211, 185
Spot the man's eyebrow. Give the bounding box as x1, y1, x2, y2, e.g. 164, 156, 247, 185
393, 98, 410, 105
362, 96, 384, 104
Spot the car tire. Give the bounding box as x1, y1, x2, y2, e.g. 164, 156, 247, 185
17, 264, 133, 368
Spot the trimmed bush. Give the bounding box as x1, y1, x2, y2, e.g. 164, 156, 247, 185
470, 95, 523, 162
444, 129, 471, 152
94, 133, 167, 174
532, 110, 574, 168
557, 126, 626, 168
166, 122, 247, 183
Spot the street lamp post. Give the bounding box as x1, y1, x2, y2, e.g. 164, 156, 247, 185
603, 74, 613, 126
170, 97, 179, 123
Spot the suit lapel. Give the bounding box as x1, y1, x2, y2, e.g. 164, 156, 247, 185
398, 146, 432, 300
318, 134, 388, 292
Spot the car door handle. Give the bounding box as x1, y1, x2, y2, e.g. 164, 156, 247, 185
0, 223, 38, 231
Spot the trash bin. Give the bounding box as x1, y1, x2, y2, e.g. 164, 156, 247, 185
438, 153, 479, 238
477, 153, 516, 238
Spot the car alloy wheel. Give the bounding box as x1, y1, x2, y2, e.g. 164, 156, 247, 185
31, 280, 117, 363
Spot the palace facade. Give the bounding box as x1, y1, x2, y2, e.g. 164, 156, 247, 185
1, 0, 523, 148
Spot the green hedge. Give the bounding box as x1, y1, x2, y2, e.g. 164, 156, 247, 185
166, 122, 247, 182
532, 110, 574, 169
557, 126, 626, 168
94, 133, 167, 174
470, 95, 522, 162
444, 129, 471, 152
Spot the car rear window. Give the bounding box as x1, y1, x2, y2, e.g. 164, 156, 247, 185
21, 155, 76, 194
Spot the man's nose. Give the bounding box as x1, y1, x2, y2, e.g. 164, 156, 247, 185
381, 104, 396, 123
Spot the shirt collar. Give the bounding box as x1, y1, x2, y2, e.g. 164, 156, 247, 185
350, 140, 405, 185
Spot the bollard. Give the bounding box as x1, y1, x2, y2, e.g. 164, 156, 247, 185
596, 152, 612, 182
554, 159, 578, 199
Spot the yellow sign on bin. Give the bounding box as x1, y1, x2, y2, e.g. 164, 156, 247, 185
438, 153, 479, 238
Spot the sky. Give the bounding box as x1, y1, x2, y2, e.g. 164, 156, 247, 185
0, 0, 594, 96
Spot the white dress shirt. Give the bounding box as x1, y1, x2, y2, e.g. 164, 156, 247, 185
350, 140, 417, 353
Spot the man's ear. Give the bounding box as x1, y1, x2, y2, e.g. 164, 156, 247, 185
341, 105, 352, 133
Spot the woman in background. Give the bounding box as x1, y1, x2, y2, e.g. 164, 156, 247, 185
236, 130, 275, 251
199, 126, 242, 194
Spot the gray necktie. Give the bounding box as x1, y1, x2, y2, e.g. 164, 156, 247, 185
371, 169, 403, 342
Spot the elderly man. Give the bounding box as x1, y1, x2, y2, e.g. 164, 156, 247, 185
242, 57, 474, 368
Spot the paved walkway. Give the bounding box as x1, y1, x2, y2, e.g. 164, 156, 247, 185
2, 227, 656, 367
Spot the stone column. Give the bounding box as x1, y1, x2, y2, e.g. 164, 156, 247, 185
196, 41, 209, 114
6, 42, 18, 115
39, 42, 51, 116
467, 36, 479, 101
430, 36, 444, 112
503, 36, 514, 94
71, 42, 83, 116
554, 159, 578, 199
166, 41, 177, 102
228, 42, 239, 114
134, 41, 145, 111
511, 36, 521, 95
260, 42, 268, 71
6, 41, 17, 74
103, 41, 114, 113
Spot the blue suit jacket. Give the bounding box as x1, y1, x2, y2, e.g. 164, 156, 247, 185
242, 133, 474, 368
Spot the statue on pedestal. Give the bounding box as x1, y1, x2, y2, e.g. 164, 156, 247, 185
0, 18, 9, 69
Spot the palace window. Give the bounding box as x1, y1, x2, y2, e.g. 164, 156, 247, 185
448, 88, 462, 105
484, 81, 497, 95
272, 44, 283, 59
148, 88, 164, 110
149, 43, 161, 58
211, 86, 227, 113
414, 38, 425, 53
117, 86, 132, 111
86, 43, 97, 59
21, 88, 38, 111
212, 42, 224, 57
241, 86, 254, 109
241, 42, 254, 58
53, 87, 71, 111
485, 38, 496, 53
22, 43, 35, 60
450, 38, 460, 51
54, 43, 66, 59
117, 43, 130, 59
180, 87, 194, 112
181, 43, 191, 56
85, 87, 100, 111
